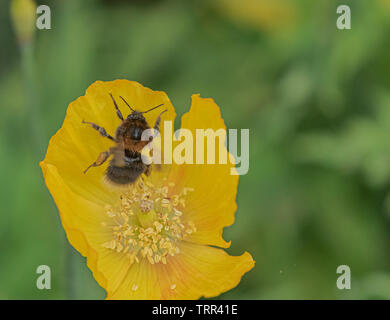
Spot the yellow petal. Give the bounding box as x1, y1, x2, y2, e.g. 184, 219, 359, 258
106, 260, 160, 300
106, 242, 254, 300
41, 162, 134, 293
165, 94, 239, 248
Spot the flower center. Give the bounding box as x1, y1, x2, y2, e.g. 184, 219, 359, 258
102, 180, 196, 265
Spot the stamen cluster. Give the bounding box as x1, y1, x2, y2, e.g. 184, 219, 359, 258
102, 180, 196, 265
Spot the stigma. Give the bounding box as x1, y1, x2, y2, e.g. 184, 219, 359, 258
102, 180, 196, 265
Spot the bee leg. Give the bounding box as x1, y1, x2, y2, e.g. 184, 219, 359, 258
82, 120, 115, 141
84, 150, 112, 174
153, 109, 168, 133
144, 164, 152, 176
109, 93, 124, 121
147, 108, 168, 142
147, 149, 162, 171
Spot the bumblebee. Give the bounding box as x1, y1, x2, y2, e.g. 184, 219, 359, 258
82, 93, 166, 184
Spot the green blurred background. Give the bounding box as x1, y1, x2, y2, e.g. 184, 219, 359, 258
1, 0, 390, 299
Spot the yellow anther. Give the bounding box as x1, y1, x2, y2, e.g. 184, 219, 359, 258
161, 198, 170, 208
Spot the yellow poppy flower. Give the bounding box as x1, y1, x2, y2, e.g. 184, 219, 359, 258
40, 80, 255, 299
215, 0, 297, 32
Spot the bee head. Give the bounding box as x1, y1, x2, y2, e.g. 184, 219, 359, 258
127, 111, 145, 121
119, 96, 164, 122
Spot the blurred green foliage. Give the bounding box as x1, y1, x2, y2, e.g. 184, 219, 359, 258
1, 0, 390, 299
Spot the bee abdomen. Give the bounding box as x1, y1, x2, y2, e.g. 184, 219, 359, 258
106, 163, 144, 185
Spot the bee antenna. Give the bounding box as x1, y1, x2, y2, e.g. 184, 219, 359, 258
119, 96, 135, 112
142, 104, 164, 114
